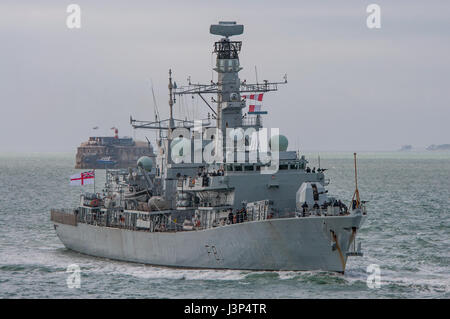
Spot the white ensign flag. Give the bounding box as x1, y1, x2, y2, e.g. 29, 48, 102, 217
70, 171, 95, 186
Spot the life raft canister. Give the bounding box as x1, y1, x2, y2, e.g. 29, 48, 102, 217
90, 199, 99, 206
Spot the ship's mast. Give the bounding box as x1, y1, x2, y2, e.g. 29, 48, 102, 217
130, 21, 288, 161
214, 33, 244, 131
173, 21, 287, 134
168, 69, 175, 138
351, 152, 361, 209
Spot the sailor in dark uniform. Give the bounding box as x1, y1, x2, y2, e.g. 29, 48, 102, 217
301, 202, 308, 213
228, 210, 234, 224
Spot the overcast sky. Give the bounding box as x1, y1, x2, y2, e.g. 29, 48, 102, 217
0, 0, 449, 152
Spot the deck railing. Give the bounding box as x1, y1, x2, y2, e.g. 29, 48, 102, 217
50, 209, 77, 226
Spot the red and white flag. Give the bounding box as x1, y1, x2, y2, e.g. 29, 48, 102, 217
70, 170, 95, 186
242, 94, 265, 113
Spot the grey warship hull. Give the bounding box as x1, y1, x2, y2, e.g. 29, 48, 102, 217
53, 21, 368, 274
54, 214, 365, 272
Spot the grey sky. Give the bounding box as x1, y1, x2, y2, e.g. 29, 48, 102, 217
0, 0, 449, 152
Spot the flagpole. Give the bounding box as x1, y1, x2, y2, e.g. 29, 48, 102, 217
93, 169, 96, 194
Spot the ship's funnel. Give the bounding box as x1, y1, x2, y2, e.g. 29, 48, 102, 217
210, 21, 243, 38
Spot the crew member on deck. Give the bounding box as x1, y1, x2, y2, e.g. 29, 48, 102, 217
228, 209, 234, 224
301, 202, 308, 213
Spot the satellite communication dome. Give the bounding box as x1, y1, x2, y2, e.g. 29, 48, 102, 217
137, 156, 153, 171
269, 135, 289, 152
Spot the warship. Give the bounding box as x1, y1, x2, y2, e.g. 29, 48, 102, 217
426, 144, 450, 151
51, 21, 366, 272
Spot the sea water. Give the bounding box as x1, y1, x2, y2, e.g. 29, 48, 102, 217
0, 152, 448, 298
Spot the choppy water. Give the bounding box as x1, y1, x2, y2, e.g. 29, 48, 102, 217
0, 152, 449, 298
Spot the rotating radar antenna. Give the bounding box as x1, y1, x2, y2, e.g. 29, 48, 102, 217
209, 21, 244, 38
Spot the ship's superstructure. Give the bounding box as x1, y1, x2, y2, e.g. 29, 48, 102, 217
51, 22, 367, 272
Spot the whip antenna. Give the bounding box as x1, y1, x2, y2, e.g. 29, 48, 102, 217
351, 152, 361, 209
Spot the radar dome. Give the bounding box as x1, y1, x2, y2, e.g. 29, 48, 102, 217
137, 156, 153, 171
269, 135, 288, 152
